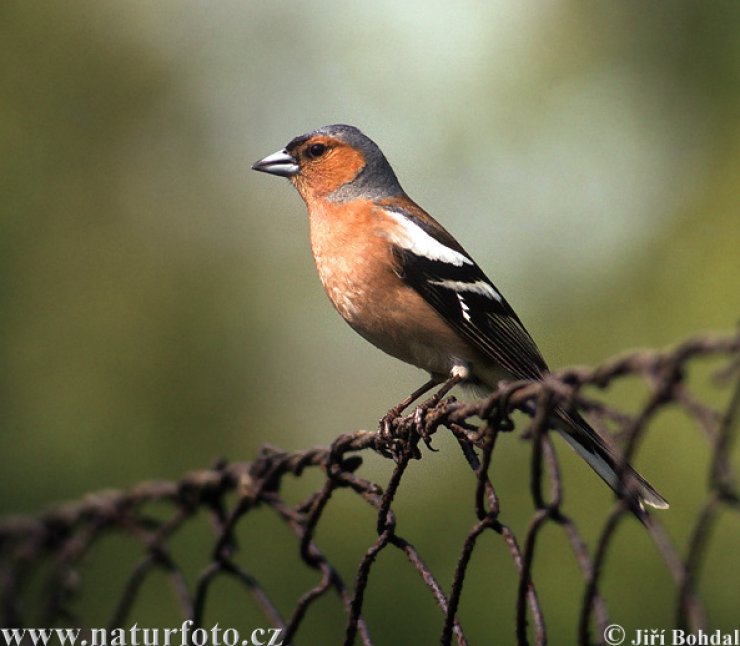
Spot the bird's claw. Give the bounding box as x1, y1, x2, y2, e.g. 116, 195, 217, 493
377, 403, 432, 461
413, 405, 438, 452
379, 406, 400, 438
377, 407, 404, 460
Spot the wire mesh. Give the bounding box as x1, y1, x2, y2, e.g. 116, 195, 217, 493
1, 332, 738, 645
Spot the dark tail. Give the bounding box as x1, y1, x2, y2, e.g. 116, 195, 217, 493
553, 408, 669, 511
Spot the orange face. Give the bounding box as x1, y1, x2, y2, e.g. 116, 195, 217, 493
287, 135, 367, 201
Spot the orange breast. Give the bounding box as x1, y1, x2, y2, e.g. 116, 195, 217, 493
306, 199, 476, 376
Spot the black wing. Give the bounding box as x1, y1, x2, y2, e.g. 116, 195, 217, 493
392, 244, 549, 381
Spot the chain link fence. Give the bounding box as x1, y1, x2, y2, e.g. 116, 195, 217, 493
1, 332, 738, 645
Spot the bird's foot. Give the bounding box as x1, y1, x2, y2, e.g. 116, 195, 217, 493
412, 404, 439, 452
376, 378, 438, 457
377, 405, 420, 461
376, 375, 464, 460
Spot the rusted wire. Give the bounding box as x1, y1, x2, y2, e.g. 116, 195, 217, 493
0, 332, 738, 645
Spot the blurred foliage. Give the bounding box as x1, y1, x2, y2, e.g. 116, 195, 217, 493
1, 0, 738, 642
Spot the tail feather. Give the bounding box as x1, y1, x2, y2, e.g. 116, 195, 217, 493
553, 408, 669, 511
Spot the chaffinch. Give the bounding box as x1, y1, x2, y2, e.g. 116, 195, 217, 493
252, 124, 668, 511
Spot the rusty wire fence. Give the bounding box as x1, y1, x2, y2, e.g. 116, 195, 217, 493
1, 332, 739, 645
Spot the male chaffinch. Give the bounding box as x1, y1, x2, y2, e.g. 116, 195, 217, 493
252, 124, 668, 511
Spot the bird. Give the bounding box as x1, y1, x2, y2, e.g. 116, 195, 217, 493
252, 124, 668, 512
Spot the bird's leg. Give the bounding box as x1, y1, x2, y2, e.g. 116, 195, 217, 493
427, 373, 463, 405
379, 374, 465, 458
413, 374, 463, 449
379, 378, 437, 437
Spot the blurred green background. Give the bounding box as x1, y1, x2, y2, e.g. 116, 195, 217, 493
1, 1, 739, 642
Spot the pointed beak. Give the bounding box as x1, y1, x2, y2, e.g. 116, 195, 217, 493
251, 148, 300, 177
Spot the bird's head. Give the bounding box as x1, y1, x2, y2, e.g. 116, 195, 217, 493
252, 124, 404, 203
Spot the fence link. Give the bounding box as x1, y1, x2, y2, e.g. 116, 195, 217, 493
1, 332, 738, 645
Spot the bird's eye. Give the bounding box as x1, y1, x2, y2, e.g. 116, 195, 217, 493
306, 143, 327, 159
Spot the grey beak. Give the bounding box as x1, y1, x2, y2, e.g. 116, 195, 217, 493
251, 148, 300, 177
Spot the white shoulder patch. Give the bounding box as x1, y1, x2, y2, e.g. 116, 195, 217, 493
385, 210, 472, 267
